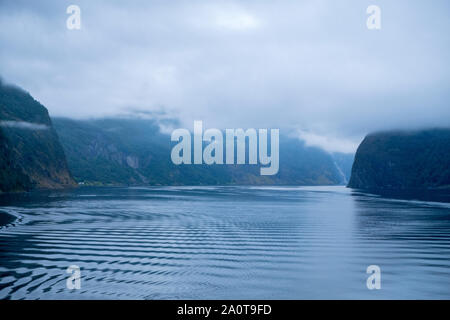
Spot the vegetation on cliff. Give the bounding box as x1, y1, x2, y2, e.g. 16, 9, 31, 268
0, 80, 76, 192
348, 129, 450, 190
54, 117, 352, 186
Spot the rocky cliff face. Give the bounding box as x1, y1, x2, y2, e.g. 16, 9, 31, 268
0, 80, 76, 192
348, 129, 450, 190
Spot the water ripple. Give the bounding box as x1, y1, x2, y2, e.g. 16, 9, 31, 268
0, 186, 449, 299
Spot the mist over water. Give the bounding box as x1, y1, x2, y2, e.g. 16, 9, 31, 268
0, 186, 449, 299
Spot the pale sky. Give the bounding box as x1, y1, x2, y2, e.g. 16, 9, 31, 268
1, 0, 449, 153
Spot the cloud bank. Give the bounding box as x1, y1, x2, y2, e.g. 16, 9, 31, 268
0, 121, 49, 130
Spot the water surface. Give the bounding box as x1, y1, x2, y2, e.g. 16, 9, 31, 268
0, 186, 449, 299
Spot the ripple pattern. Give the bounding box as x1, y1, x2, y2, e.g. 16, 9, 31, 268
0, 186, 449, 299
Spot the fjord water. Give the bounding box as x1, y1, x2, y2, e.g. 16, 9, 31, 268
0, 186, 449, 300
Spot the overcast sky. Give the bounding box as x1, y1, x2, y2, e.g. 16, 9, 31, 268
1, 0, 449, 152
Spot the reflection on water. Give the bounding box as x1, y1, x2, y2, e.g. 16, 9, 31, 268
0, 186, 449, 299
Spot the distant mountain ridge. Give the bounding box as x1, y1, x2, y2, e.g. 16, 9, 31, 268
0, 80, 76, 192
0, 81, 354, 189
54, 117, 353, 186
348, 129, 450, 190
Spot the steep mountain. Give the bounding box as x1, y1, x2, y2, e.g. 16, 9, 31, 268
0, 80, 76, 192
54, 117, 350, 186
348, 129, 450, 190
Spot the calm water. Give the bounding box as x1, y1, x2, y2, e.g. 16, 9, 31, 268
0, 186, 449, 300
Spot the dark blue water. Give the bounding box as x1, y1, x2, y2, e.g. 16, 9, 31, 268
0, 186, 449, 299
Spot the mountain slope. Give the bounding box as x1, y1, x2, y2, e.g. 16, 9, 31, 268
348, 129, 450, 190
0, 80, 76, 192
54, 117, 350, 186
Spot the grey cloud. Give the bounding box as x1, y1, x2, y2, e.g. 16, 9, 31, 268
0, 120, 49, 130
1, 0, 449, 152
